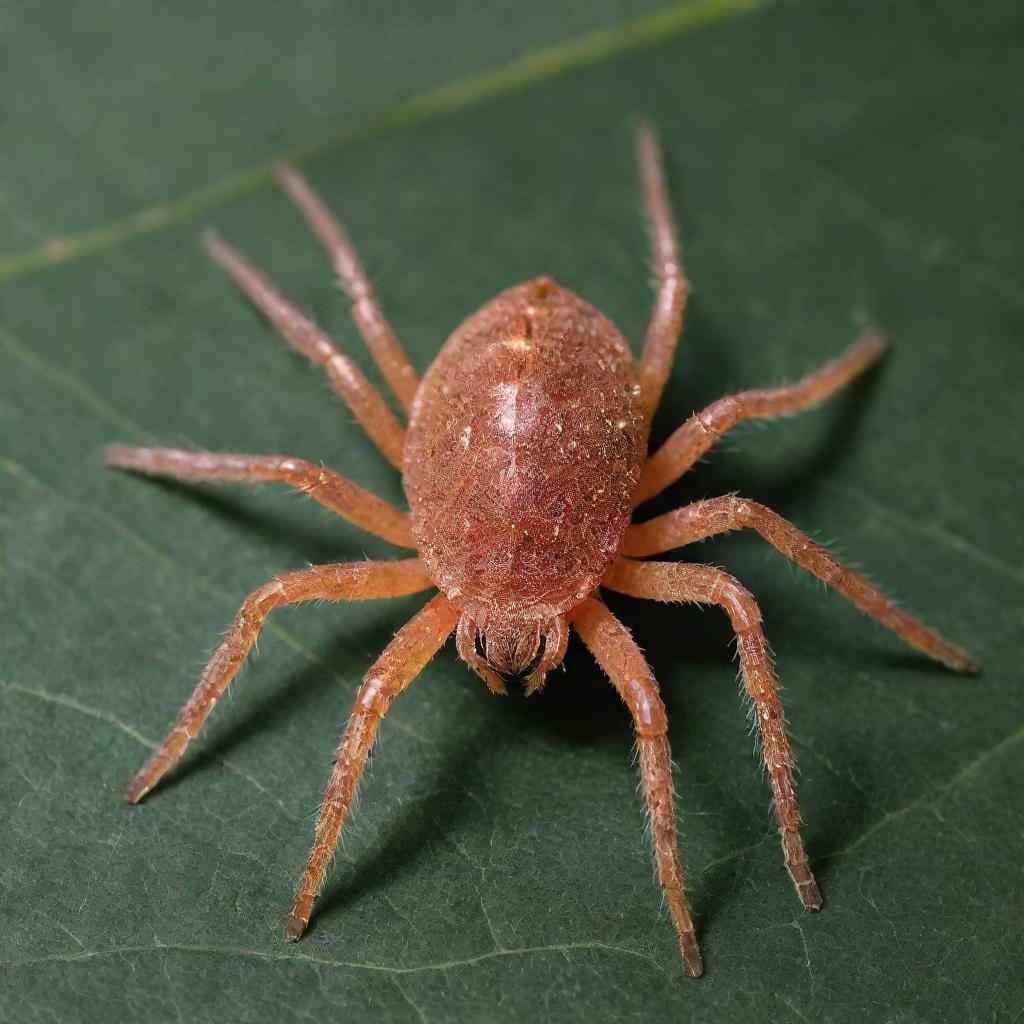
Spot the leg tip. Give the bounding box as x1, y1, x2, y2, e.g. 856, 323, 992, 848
276, 164, 304, 191
953, 651, 981, 676
849, 325, 887, 363
863, 325, 888, 352
680, 933, 704, 978
123, 777, 149, 805
285, 914, 308, 943
102, 444, 135, 469
633, 115, 655, 142
799, 877, 823, 912
276, 165, 322, 216
202, 228, 228, 259
783, 833, 822, 911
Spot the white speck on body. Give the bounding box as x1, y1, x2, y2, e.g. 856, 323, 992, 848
495, 381, 519, 437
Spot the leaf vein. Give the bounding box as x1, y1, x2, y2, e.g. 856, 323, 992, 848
825, 481, 1024, 587
0, 0, 773, 288
0, 938, 662, 976
801, 160, 1024, 311
0, 677, 296, 820
824, 717, 1024, 861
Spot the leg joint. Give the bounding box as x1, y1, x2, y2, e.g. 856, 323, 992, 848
701, 394, 745, 437
622, 677, 668, 737
354, 675, 396, 718
708, 573, 762, 633
273, 456, 317, 486
244, 579, 286, 620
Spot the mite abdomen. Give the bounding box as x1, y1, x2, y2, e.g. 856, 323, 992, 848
405, 278, 647, 620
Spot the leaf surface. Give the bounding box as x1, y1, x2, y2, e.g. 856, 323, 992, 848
1, 2, 1021, 1020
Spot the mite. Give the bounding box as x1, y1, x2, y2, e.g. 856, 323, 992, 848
104, 123, 977, 976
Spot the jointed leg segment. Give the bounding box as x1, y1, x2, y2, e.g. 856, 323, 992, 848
123, 559, 434, 804
286, 594, 459, 941
635, 121, 688, 421
103, 445, 414, 548
204, 232, 406, 469
624, 495, 977, 672
603, 557, 822, 911
572, 597, 703, 977
278, 166, 420, 413
635, 328, 887, 504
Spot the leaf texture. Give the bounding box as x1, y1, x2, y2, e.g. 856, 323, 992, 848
1, 1, 1021, 1020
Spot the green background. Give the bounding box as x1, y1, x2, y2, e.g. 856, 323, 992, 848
1, 2, 1021, 1021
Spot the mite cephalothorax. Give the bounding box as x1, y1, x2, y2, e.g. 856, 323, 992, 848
105, 123, 977, 977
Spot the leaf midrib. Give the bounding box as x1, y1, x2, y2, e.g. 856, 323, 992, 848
0, 0, 772, 289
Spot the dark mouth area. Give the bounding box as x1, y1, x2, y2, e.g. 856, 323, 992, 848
475, 632, 546, 683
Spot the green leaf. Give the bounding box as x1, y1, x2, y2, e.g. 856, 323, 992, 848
2, 1, 1021, 1020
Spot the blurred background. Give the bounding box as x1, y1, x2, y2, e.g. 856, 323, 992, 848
1, 3, 1021, 1021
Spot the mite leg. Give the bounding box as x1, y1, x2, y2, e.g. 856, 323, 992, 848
635, 120, 689, 420
286, 594, 459, 940
125, 559, 434, 803
103, 446, 413, 548
204, 232, 405, 469
634, 328, 886, 505
277, 167, 419, 413
604, 557, 822, 912
572, 597, 703, 977
624, 495, 978, 673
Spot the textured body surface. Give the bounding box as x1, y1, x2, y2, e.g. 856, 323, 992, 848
405, 278, 646, 623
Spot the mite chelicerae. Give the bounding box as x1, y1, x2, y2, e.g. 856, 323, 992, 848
104, 123, 978, 977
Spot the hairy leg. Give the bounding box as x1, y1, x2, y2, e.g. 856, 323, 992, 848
572, 597, 703, 977
103, 445, 413, 548
624, 495, 978, 673
286, 594, 459, 940
204, 232, 406, 469
278, 166, 419, 413
604, 557, 822, 911
635, 121, 688, 421
635, 328, 886, 504
124, 559, 434, 803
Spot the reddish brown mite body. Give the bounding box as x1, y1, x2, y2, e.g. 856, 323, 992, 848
104, 124, 978, 978
406, 278, 646, 691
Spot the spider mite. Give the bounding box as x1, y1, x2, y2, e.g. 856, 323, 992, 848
104, 122, 978, 977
